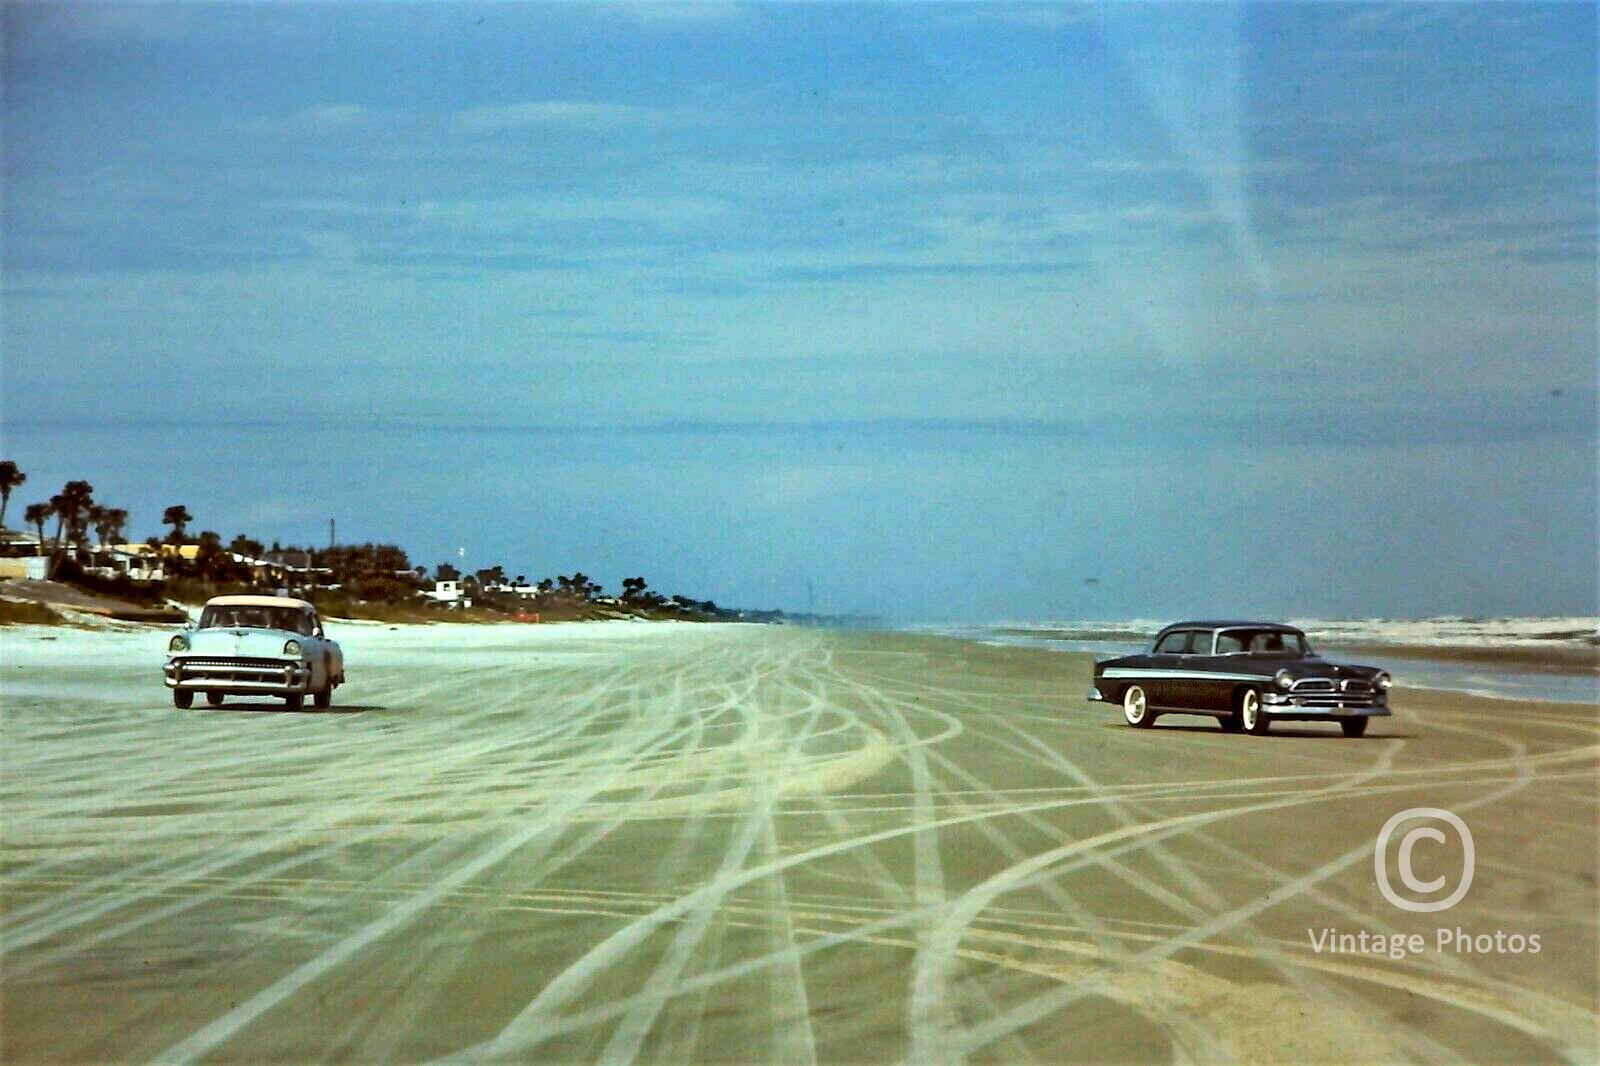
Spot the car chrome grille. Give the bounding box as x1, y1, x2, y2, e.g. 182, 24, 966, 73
179, 657, 289, 669
1287, 676, 1379, 707
1291, 678, 1336, 693
167, 656, 304, 688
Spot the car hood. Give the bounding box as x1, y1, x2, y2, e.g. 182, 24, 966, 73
1271, 658, 1383, 680
174, 627, 303, 659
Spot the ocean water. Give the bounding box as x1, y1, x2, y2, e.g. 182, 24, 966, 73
910, 618, 1599, 706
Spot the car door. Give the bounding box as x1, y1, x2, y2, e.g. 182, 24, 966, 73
1142, 630, 1190, 706
1181, 629, 1234, 710
1164, 630, 1213, 708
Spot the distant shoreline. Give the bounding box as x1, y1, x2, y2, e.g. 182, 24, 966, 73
1315, 640, 1597, 675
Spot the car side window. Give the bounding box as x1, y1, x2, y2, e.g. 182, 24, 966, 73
1153, 632, 1187, 654
1252, 632, 1284, 653
1216, 632, 1245, 654
1187, 631, 1212, 655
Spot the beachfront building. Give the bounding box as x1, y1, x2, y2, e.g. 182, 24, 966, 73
82, 546, 167, 583
485, 581, 542, 599
0, 555, 49, 580
0, 533, 169, 583
0, 529, 49, 576
427, 580, 464, 605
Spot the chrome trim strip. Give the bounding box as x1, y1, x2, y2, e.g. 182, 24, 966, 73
1266, 707, 1392, 718
167, 678, 307, 692
1101, 668, 1268, 682
164, 665, 306, 678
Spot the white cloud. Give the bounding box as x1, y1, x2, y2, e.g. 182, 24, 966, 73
1339, 3, 1477, 35
300, 104, 370, 131
401, 193, 732, 234
230, 104, 373, 138
455, 101, 659, 132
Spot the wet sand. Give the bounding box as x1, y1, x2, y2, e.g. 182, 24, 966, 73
2, 622, 1596, 1063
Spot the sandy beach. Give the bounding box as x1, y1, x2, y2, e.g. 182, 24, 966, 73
2, 621, 1596, 1063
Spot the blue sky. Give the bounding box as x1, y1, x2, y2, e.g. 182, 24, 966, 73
3, 2, 1595, 620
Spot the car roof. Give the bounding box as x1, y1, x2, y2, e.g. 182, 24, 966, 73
1159, 620, 1302, 633
204, 595, 315, 610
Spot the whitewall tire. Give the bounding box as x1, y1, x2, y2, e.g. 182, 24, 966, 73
1123, 685, 1155, 728
1241, 688, 1271, 735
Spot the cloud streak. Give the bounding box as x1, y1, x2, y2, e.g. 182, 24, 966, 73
455, 100, 663, 132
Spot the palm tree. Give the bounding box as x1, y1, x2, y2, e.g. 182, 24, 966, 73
228, 534, 264, 560
49, 496, 64, 542
90, 506, 129, 547
162, 504, 193, 545
49, 481, 95, 548
0, 461, 24, 530
24, 502, 51, 554
195, 530, 228, 580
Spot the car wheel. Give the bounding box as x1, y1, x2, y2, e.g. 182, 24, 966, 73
284, 692, 304, 711
1341, 717, 1369, 738
1122, 685, 1155, 728
1240, 688, 1271, 735
312, 656, 334, 708
173, 688, 194, 709
206, 691, 225, 707
1219, 709, 1243, 733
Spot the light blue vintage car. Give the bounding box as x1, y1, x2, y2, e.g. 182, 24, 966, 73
164, 595, 345, 710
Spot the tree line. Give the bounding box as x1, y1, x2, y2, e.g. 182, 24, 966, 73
0, 460, 725, 615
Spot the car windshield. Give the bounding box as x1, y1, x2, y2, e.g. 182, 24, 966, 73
199, 605, 313, 635
1216, 629, 1308, 656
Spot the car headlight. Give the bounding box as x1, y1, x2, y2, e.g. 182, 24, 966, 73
1375, 672, 1392, 690
1274, 669, 1293, 689
169, 634, 188, 653
283, 639, 302, 657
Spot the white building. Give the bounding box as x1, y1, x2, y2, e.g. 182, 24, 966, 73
426, 579, 463, 605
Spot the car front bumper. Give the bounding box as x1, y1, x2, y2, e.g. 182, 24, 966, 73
164, 657, 311, 695
1262, 690, 1390, 717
